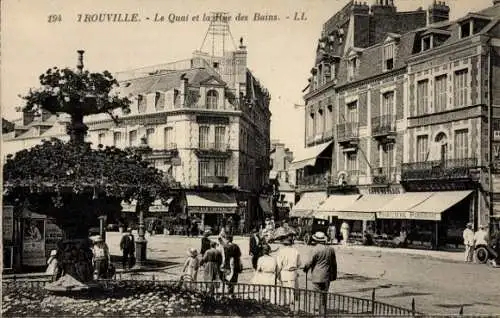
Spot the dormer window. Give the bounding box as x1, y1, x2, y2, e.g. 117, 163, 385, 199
348, 57, 358, 80
460, 21, 471, 38
137, 94, 147, 113
206, 89, 218, 109
383, 44, 395, 71
422, 36, 432, 51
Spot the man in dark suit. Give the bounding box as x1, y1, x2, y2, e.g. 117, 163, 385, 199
249, 228, 263, 270
200, 229, 211, 256
303, 231, 338, 315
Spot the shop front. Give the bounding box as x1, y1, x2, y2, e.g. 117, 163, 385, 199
121, 198, 174, 233
186, 192, 238, 235
313, 194, 362, 223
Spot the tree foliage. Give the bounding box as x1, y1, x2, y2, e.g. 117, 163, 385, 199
19, 67, 130, 121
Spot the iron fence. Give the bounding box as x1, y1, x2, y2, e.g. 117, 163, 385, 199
3, 275, 422, 317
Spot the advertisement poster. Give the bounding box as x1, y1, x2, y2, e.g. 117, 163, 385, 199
3, 206, 14, 241
45, 219, 64, 258
22, 219, 46, 266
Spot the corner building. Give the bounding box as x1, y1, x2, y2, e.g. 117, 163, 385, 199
291, 0, 500, 248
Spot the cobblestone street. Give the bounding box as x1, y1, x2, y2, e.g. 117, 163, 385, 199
106, 232, 500, 316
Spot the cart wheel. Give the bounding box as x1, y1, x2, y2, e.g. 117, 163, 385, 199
475, 246, 489, 264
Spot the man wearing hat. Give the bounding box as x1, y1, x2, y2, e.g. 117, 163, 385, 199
120, 228, 135, 269
303, 231, 337, 314
92, 235, 111, 278
276, 234, 302, 307
463, 222, 474, 263
249, 228, 263, 270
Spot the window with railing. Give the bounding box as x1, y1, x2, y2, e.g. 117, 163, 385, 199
129, 130, 137, 147
164, 127, 174, 149
454, 69, 468, 108
380, 143, 395, 168
454, 129, 468, 159
206, 90, 218, 109
113, 132, 122, 147
347, 101, 358, 122
215, 126, 225, 150
199, 126, 210, 149
215, 159, 226, 176
199, 160, 210, 183
137, 94, 147, 113
381, 91, 393, 116
434, 75, 447, 112
417, 80, 429, 115
416, 135, 428, 162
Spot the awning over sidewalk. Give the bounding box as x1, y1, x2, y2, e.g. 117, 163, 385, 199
289, 142, 332, 171
403, 190, 473, 221
375, 192, 434, 219
289, 192, 327, 218
337, 194, 399, 221
313, 194, 361, 220
186, 192, 237, 214
121, 199, 172, 213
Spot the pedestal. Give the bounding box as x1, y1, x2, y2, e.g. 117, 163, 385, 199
134, 237, 147, 268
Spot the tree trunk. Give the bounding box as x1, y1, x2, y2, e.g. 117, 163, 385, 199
67, 111, 88, 144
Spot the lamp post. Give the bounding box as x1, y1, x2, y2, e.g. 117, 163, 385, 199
133, 136, 153, 269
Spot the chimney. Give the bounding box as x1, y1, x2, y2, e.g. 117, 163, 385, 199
235, 37, 247, 97
22, 111, 35, 126
371, 0, 396, 15
428, 1, 450, 25
180, 73, 188, 106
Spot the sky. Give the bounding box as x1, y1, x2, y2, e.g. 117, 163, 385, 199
1, 0, 493, 154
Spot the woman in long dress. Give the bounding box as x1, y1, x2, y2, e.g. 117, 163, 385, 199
200, 242, 222, 293
252, 244, 277, 303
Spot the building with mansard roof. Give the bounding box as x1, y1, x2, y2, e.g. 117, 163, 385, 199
3, 41, 271, 233
290, 0, 500, 248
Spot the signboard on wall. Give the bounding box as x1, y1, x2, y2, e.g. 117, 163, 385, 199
45, 219, 64, 258
3, 206, 14, 241
22, 219, 46, 266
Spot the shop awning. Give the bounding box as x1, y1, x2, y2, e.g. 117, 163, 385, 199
289, 142, 332, 171
375, 192, 434, 219
337, 194, 399, 221
186, 192, 237, 214
259, 197, 273, 214
314, 195, 361, 220
289, 192, 327, 218
402, 191, 473, 221
121, 199, 171, 213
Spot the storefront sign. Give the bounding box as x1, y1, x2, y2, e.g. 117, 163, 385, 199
22, 219, 46, 266
45, 219, 64, 258
3, 206, 14, 241
189, 206, 236, 214
376, 211, 441, 221
336, 212, 376, 221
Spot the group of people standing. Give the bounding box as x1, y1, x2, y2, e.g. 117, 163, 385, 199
463, 222, 500, 265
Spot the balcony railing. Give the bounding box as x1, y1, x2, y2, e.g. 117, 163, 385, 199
371, 166, 400, 184
401, 158, 478, 181
297, 173, 332, 190
198, 142, 228, 151
372, 115, 396, 137
337, 122, 359, 143
201, 175, 228, 184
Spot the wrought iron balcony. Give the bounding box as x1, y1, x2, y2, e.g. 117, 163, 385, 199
371, 167, 400, 184
401, 158, 478, 181
337, 122, 359, 144
372, 115, 396, 138
296, 173, 333, 191
195, 142, 231, 158
201, 175, 228, 185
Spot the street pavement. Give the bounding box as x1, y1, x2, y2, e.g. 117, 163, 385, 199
106, 232, 500, 316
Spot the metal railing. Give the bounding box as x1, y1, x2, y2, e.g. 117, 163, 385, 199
2, 276, 421, 317
297, 173, 332, 189
198, 142, 228, 151
371, 167, 400, 184
337, 122, 359, 142
372, 115, 396, 136
401, 158, 478, 180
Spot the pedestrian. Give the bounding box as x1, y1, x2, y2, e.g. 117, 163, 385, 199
462, 222, 474, 263
120, 227, 135, 269
200, 229, 212, 256
328, 222, 336, 244
200, 241, 223, 293
219, 225, 227, 241
340, 221, 350, 245
92, 236, 111, 279
182, 248, 200, 282
249, 228, 263, 270
46, 249, 61, 282
303, 231, 338, 315
252, 244, 277, 303
276, 235, 301, 307
223, 234, 242, 294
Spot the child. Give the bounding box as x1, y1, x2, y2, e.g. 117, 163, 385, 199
182, 248, 200, 281
46, 249, 60, 281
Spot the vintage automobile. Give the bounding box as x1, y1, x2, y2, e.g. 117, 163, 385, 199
288, 217, 330, 245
